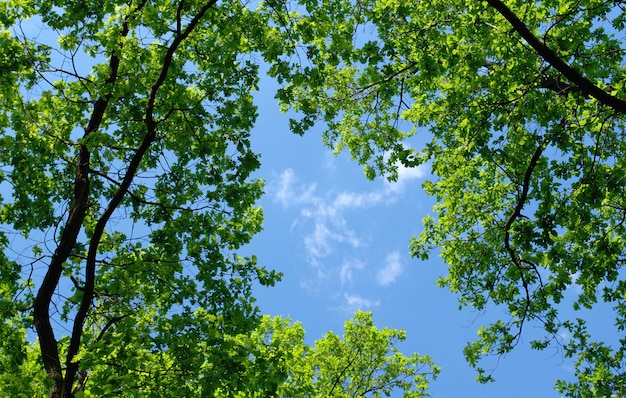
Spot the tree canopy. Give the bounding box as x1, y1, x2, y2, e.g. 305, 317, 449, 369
1, 0, 280, 396
233, 311, 438, 397
0, 0, 438, 397
3, 0, 626, 396
264, 0, 626, 395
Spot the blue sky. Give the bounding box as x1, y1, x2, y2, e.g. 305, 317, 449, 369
243, 72, 581, 397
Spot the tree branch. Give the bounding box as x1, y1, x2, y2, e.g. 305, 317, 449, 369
485, 0, 626, 114
502, 142, 544, 348
539, 76, 586, 96
63, 1, 218, 394
33, 1, 137, 392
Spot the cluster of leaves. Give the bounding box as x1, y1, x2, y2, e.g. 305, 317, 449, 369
262, 0, 626, 395
233, 311, 439, 397
0, 0, 439, 396
0, 0, 282, 396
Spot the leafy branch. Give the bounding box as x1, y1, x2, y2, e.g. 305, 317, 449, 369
64, 1, 219, 393
485, 0, 626, 114
31, 1, 142, 393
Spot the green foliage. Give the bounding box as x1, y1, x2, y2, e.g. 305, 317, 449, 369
0, 0, 283, 396
0, 341, 48, 397
262, 0, 626, 395
0, 1, 433, 397
237, 311, 439, 397
7, 0, 625, 395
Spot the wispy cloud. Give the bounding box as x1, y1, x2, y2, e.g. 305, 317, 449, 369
303, 222, 359, 261
568, 271, 583, 294
384, 161, 429, 194
272, 169, 377, 269
334, 191, 385, 209
343, 293, 380, 312
339, 259, 365, 287
269, 165, 425, 306
377, 251, 403, 286
274, 168, 317, 207
270, 167, 426, 271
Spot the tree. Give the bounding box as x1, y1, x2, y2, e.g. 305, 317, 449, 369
262, 0, 626, 395
235, 311, 439, 397
0, 1, 284, 396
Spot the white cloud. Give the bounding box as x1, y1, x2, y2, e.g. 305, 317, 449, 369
339, 259, 365, 286
379, 143, 430, 194
270, 166, 425, 299
272, 169, 369, 269
322, 151, 337, 171
377, 251, 403, 286
334, 191, 385, 209
304, 222, 343, 259
274, 169, 317, 207
343, 293, 380, 312
274, 168, 296, 205
569, 271, 582, 293
398, 162, 429, 182
385, 162, 429, 194
558, 329, 571, 344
